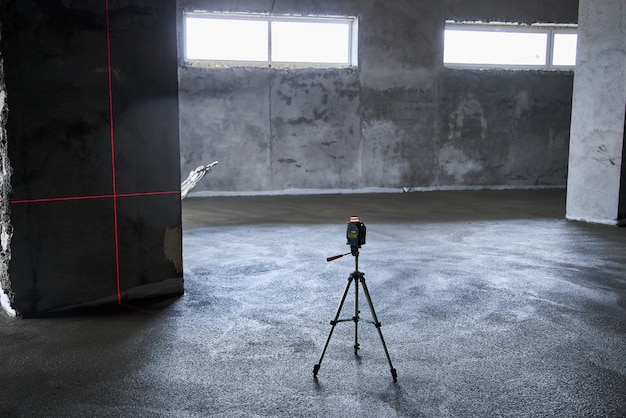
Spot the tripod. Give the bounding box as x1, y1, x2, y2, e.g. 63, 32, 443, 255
313, 247, 397, 381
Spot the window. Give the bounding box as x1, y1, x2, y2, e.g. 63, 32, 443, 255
185, 17, 268, 62
551, 32, 577, 66
444, 22, 577, 69
184, 12, 358, 68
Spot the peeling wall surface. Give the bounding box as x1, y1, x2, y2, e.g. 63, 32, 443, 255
0, 21, 16, 316
178, 0, 578, 193
1, 0, 183, 317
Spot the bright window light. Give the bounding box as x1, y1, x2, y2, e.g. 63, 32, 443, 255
444, 29, 548, 66
183, 13, 358, 67
444, 22, 577, 70
185, 17, 268, 61
271, 21, 351, 64
552, 32, 577, 66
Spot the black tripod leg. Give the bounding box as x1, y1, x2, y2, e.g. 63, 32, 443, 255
360, 277, 398, 382
313, 276, 354, 379
353, 272, 360, 355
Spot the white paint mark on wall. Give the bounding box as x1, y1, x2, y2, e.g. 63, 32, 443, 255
439, 145, 482, 181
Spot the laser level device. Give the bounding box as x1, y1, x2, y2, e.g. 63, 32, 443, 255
346, 216, 366, 255
325, 216, 367, 261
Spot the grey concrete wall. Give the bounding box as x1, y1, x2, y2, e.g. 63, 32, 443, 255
440, 70, 573, 186
566, 0, 626, 225
1, 0, 183, 317
178, 0, 578, 193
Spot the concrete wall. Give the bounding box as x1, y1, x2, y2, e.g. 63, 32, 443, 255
178, 0, 578, 193
1, 0, 183, 317
566, 0, 626, 225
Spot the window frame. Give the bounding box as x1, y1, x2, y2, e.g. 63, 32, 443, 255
183, 11, 359, 68
443, 21, 577, 70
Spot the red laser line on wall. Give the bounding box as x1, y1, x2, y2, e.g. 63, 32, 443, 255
105, 0, 122, 305
9, 190, 180, 205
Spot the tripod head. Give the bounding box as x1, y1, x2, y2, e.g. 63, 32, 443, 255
327, 216, 366, 261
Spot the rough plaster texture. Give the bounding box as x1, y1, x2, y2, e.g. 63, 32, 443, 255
178, 0, 578, 193
0, 22, 14, 316
1, 0, 183, 317
566, 0, 626, 225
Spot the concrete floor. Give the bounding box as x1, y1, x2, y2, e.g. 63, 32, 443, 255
1, 189, 625, 417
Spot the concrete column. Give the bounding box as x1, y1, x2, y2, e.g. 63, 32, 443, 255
0, 31, 16, 316
2, 1, 183, 317
566, 0, 626, 225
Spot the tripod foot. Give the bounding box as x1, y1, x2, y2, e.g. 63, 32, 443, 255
313, 364, 320, 379
390, 368, 398, 382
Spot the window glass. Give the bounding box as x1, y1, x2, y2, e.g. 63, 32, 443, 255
271, 21, 351, 64
444, 29, 548, 66
552, 33, 577, 66
185, 17, 268, 61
